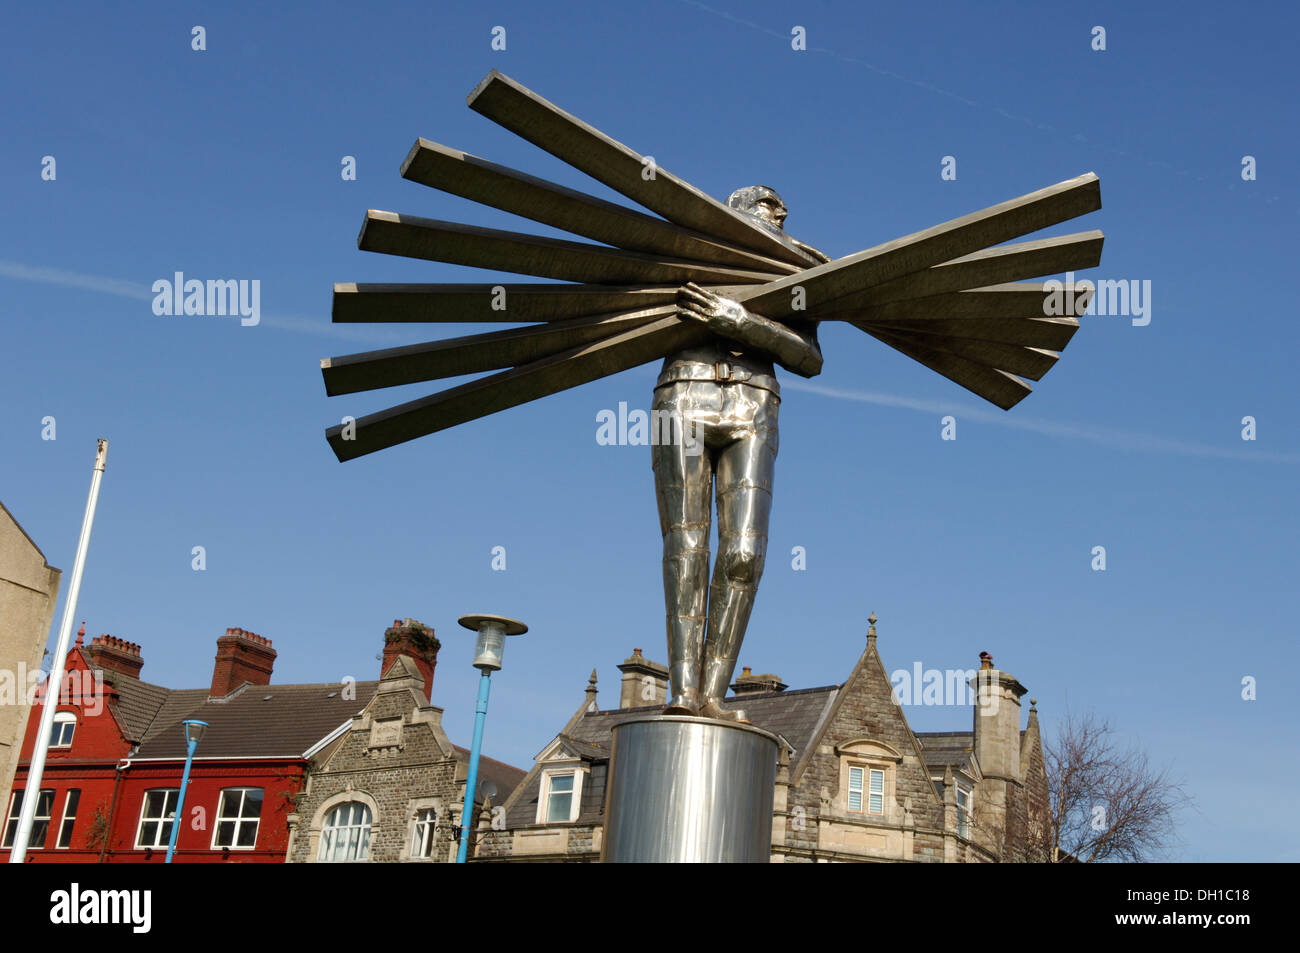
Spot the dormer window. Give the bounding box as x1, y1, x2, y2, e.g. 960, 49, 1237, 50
51, 712, 76, 748
537, 768, 585, 824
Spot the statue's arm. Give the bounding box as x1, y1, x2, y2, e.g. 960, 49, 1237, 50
677, 283, 823, 378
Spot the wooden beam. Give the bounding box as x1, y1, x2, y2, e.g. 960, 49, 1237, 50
359, 211, 785, 285
466, 70, 817, 268
321, 305, 675, 395
331, 282, 744, 324
862, 328, 1034, 409
327, 314, 708, 460
400, 139, 801, 275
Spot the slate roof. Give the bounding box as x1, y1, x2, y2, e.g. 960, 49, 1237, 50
131, 681, 380, 759
915, 730, 975, 772
503, 685, 841, 829
452, 746, 527, 802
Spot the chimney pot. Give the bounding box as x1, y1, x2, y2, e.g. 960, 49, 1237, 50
210, 628, 277, 697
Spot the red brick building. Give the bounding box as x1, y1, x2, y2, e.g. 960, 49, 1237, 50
0, 624, 454, 862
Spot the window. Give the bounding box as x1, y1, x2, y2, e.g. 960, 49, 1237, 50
51, 712, 76, 748
57, 789, 80, 849
537, 769, 585, 824
847, 766, 885, 815
318, 802, 371, 862
135, 789, 178, 849
956, 785, 971, 838
410, 808, 439, 859
3, 789, 55, 849
213, 788, 262, 849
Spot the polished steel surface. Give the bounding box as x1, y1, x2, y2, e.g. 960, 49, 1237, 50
653, 190, 824, 721
602, 715, 777, 863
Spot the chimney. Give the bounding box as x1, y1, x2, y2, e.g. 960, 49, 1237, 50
730, 666, 787, 696
382, 619, 440, 703
210, 628, 276, 697
971, 651, 1027, 782
617, 648, 668, 708
85, 634, 143, 679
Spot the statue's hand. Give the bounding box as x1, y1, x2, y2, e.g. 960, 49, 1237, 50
677, 282, 747, 336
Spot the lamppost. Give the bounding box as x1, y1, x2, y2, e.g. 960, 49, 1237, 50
454, 614, 526, 864
165, 719, 208, 863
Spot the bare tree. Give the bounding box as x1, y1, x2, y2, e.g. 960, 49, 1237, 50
1043, 710, 1192, 862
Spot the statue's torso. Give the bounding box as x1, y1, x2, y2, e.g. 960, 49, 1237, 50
655, 337, 781, 397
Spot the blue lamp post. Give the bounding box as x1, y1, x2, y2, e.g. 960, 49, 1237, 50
455, 614, 527, 864
165, 719, 208, 863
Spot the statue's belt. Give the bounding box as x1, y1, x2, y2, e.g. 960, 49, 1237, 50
653, 362, 781, 397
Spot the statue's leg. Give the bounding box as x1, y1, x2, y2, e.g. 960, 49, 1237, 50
699, 385, 778, 723
651, 382, 716, 715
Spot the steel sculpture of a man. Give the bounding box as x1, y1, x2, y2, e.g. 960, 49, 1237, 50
654, 186, 830, 724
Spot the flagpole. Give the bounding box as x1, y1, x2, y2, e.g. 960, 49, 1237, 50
9, 438, 108, 862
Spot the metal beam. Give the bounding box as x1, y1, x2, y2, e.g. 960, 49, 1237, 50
466, 70, 817, 268
798, 232, 1105, 314
322, 305, 675, 395
729, 175, 1102, 319
862, 327, 1034, 409
400, 139, 801, 275
861, 328, 1059, 380
327, 314, 706, 460
331, 282, 743, 324
359, 211, 786, 285
820, 282, 1094, 321
852, 315, 1080, 350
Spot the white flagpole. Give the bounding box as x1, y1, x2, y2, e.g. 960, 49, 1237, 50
8, 438, 108, 862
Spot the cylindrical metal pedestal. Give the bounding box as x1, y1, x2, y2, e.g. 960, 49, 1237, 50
601, 715, 778, 863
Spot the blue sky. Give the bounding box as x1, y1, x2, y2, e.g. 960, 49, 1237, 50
2, 1, 1296, 861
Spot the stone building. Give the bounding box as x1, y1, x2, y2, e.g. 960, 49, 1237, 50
286, 620, 526, 863
0, 502, 62, 802
474, 616, 1050, 862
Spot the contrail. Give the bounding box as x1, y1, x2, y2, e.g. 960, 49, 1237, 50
0, 259, 403, 345
784, 378, 1298, 464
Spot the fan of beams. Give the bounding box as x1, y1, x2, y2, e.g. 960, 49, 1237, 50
322, 70, 1101, 461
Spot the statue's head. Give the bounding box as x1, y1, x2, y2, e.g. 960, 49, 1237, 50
727, 185, 787, 232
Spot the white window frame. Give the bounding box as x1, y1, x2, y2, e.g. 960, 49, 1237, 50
536, 767, 585, 824
135, 788, 179, 850
3, 788, 56, 849
318, 801, 372, 862
410, 807, 439, 859
56, 789, 80, 849
211, 787, 263, 851
846, 764, 885, 816
956, 784, 971, 838
51, 711, 76, 748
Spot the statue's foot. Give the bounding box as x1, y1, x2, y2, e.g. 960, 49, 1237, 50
699, 699, 750, 724
663, 691, 700, 716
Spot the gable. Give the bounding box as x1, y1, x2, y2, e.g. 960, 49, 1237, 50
794, 643, 944, 826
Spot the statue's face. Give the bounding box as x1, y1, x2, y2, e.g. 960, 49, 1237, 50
749, 195, 788, 230
727, 185, 788, 232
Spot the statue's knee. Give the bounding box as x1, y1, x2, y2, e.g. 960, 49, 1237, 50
717, 542, 765, 586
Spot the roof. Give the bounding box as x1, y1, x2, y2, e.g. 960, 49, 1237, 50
915, 730, 975, 771
503, 686, 841, 829
452, 745, 527, 802
132, 681, 380, 759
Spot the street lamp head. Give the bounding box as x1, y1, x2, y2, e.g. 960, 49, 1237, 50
183, 719, 209, 746
458, 614, 527, 671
